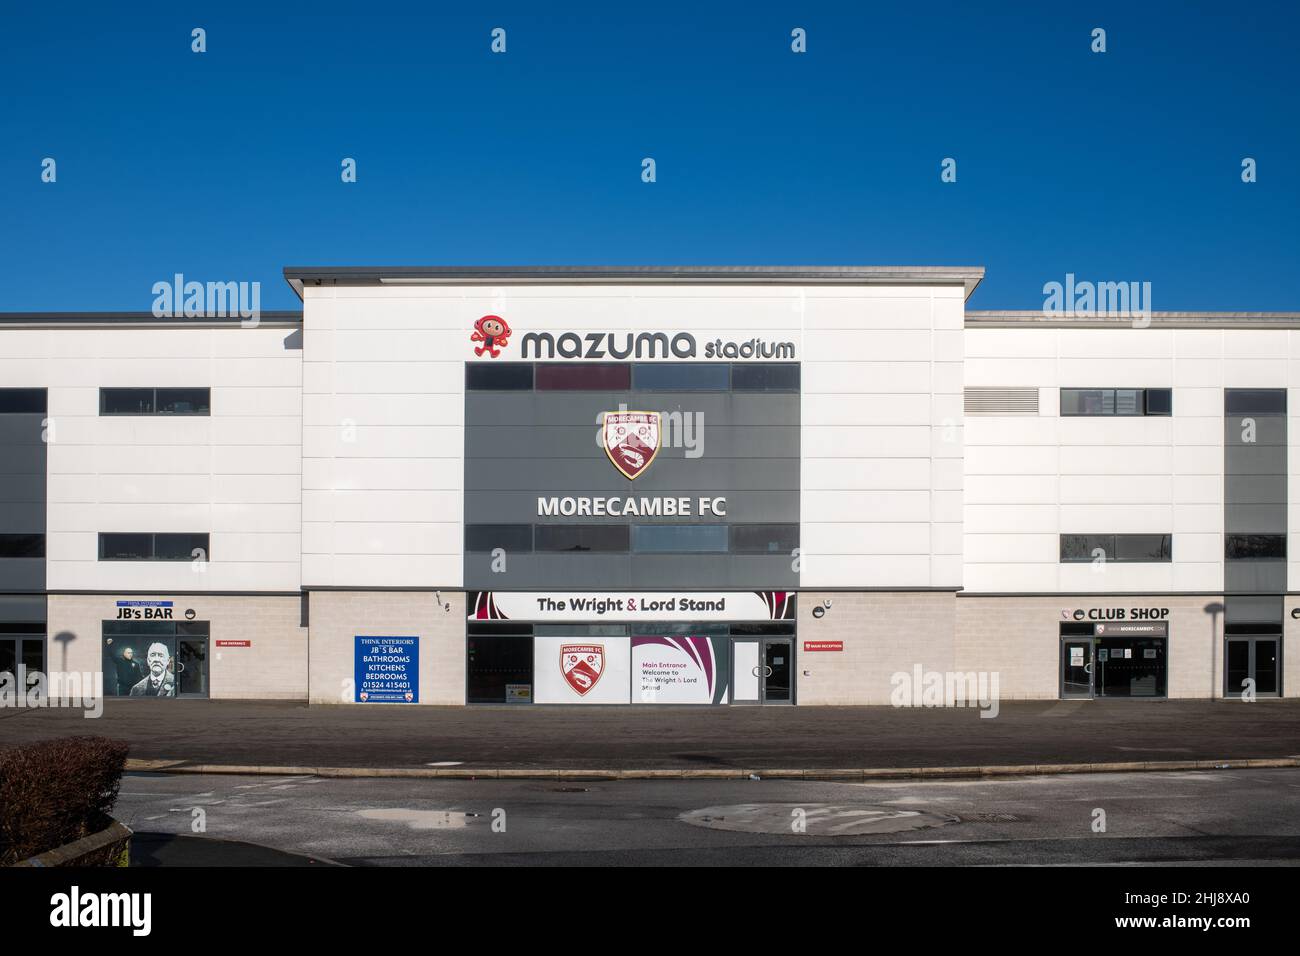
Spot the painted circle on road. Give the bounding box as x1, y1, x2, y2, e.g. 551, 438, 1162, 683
678, 803, 957, 836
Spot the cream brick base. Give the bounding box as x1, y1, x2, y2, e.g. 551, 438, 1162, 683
49, 593, 307, 701
306, 590, 466, 705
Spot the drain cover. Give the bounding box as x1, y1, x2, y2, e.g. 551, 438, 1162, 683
678, 803, 957, 836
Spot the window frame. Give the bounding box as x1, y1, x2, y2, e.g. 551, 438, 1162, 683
99, 387, 211, 416
98, 532, 211, 562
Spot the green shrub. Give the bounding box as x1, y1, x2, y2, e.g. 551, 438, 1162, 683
0, 736, 129, 865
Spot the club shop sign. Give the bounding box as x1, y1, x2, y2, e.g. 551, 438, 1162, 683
519, 331, 796, 361
1064, 607, 1170, 622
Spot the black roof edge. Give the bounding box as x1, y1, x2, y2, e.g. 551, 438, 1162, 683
283, 265, 986, 301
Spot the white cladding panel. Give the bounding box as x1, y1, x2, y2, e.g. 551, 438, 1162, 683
301, 284, 965, 589
0, 325, 303, 592
964, 326, 1300, 594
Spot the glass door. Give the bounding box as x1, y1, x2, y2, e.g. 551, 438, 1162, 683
176, 638, 209, 697
1061, 639, 1093, 699
1225, 637, 1281, 698
761, 638, 793, 704
0, 636, 44, 686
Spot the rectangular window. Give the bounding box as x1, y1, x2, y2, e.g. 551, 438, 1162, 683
100, 388, 211, 416
1060, 388, 1171, 416
632, 363, 730, 391
154, 388, 211, 415
467, 634, 533, 704
730, 524, 799, 553
466, 364, 533, 390
730, 363, 800, 392
464, 524, 533, 552
1060, 534, 1172, 563
1225, 534, 1286, 560
534, 364, 631, 391
0, 533, 44, 558
99, 532, 210, 562
1225, 389, 1286, 414
632, 525, 728, 553
534, 525, 629, 552
0, 388, 47, 414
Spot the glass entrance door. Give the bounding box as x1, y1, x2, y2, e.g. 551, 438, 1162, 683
761, 638, 793, 704
176, 638, 209, 697
1061, 639, 1093, 698
1225, 637, 1281, 698
0, 636, 44, 686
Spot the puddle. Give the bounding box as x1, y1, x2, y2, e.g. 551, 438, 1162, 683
356, 808, 473, 830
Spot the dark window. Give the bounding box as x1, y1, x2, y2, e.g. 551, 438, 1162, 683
0, 533, 44, 558
632, 363, 729, 391
99, 532, 210, 562
0, 389, 47, 414
729, 622, 796, 635
1226, 389, 1287, 414
534, 364, 631, 391
154, 533, 210, 561
1061, 388, 1171, 417
464, 524, 533, 552
1225, 534, 1286, 560
632, 525, 728, 553
466, 364, 533, 390
730, 524, 799, 553
1144, 388, 1172, 416
1114, 533, 1172, 562
731, 363, 800, 391
155, 388, 210, 415
100, 388, 155, 415
467, 634, 533, 704
1060, 534, 1172, 563
100, 388, 210, 416
534, 525, 629, 552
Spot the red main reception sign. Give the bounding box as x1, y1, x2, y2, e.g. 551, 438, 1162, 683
803, 641, 843, 652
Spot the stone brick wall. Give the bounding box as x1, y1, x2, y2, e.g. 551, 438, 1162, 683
306, 590, 465, 705
955, 594, 1225, 699
796, 591, 957, 704
48, 593, 307, 700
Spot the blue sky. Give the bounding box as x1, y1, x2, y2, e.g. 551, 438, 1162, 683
2, 1, 1297, 311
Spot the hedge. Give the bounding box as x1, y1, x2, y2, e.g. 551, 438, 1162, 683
0, 736, 129, 866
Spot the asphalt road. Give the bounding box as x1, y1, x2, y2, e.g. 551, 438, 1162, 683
114, 767, 1300, 866
5, 698, 1300, 770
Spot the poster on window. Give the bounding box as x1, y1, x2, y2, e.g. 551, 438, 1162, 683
103, 637, 177, 697
533, 636, 631, 704
354, 636, 419, 703
632, 636, 730, 704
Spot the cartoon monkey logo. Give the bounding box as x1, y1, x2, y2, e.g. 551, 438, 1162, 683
471, 315, 511, 358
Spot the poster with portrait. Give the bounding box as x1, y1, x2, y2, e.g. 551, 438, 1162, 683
102, 636, 177, 697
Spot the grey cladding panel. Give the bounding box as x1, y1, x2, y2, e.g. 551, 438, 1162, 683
465, 378, 800, 588
0, 412, 46, 590
1223, 392, 1286, 595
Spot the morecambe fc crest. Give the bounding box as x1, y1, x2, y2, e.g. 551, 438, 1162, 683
561, 643, 605, 696
602, 411, 660, 480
